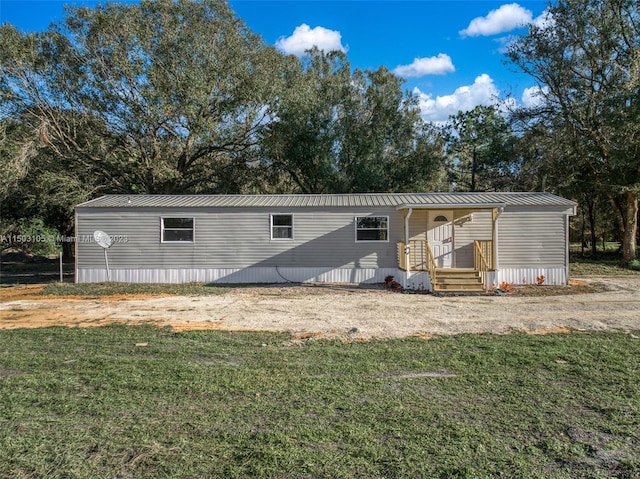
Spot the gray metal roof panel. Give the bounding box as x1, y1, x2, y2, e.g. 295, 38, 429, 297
76, 192, 577, 209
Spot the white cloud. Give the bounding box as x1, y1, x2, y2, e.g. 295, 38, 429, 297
460, 3, 533, 37
414, 74, 500, 123
275, 24, 346, 57
521, 85, 549, 108
393, 54, 455, 78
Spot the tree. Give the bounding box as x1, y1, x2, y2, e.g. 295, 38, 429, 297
0, 118, 32, 200
262, 49, 445, 193
0, 0, 284, 195
337, 67, 445, 193
444, 105, 516, 192
260, 50, 350, 194
506, 0, 640, 263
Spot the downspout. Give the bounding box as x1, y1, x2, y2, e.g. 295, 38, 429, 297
404, 208, 413, 287
492, 206, 504, 286
565, 205, 576, 285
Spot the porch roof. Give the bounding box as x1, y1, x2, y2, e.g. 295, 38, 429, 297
395, 202, 506, 210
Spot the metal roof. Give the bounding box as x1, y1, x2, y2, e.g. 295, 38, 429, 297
76, 192, 576, 209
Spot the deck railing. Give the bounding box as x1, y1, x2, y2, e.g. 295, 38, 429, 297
474, 240, 494, 288
422, 241, 437, 288
400, 239, 493, 289
397, 240, 438, 288
397, 241, 407, 270
473, 240, 493, 271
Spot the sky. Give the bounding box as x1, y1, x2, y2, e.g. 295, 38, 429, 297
0, 0, 550, 122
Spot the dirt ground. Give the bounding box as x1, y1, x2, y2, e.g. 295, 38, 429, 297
1, 275, 639, 340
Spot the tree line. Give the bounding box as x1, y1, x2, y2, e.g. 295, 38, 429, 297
1, 0, 638, 263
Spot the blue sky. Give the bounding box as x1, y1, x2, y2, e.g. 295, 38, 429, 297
0, 0, 550, 122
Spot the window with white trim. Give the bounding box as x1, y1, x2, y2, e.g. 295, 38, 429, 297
271, 214, 293, 240
161, 217, 194, 242
355, 216, 389, 242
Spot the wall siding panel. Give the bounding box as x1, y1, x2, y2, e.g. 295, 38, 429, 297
498, 207, 569, 268
452, 209, 493, 268
76, 207, 402, 273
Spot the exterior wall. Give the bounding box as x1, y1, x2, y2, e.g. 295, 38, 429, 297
452, 209, 493, 268
75, 206, 402, 283
408, 210, 428, 241
497, 206, 572, 268
495, 205, 573, 286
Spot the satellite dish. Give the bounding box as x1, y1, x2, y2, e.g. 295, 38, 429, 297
93, 230, 113, 281
93, 230, 113, 249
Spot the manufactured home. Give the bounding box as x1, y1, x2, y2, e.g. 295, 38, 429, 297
74, 193, 577, 291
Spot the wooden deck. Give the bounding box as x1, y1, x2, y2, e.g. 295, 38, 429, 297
398, 241, 493, 292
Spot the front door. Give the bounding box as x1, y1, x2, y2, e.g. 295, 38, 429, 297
428, 211, 453, 268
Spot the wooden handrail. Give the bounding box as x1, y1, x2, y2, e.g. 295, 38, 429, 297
474, 240, 492, 271
397, 241, 407, 270
423, 240, 437, 288
397, 240, 437, 288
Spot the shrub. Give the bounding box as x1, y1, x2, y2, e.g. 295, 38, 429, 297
384, 275, 403, 292
2, 218, 61, 257
628, 259, 640, 271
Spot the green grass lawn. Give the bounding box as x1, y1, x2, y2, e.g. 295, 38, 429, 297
570, 256, 640, 276
569, 244, 640, 276
1, 327, 639, 478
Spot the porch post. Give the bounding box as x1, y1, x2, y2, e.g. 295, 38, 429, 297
404, 208, 413, 280
492, 206, 503, 271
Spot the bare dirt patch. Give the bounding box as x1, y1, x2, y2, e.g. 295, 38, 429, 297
1, 275, 639, 339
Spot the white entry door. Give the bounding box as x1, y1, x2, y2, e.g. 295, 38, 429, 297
428, 211, 453, 268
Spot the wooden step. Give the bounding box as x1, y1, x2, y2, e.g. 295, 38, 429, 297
433, 269, 484, 292
434, 278, 483, 286
434, 283, 485, 292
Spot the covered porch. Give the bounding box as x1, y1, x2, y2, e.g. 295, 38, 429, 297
396, 204, 502, 291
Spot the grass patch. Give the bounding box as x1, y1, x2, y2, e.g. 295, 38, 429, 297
0, 326, 639, 478
40, 282, 229, 297
569, 244, 640, 276
570, 255, 640, 276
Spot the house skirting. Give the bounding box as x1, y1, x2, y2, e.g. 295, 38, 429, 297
77, 266, 567, 288
402, 267, 568, 291
493, 267, 568, 287
75, 267, 400, 284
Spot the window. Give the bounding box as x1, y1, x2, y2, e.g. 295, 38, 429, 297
355, 216, 389, 242
434, 215, 449, 222
161, 217, 194, 242
271, 214, 293, 240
